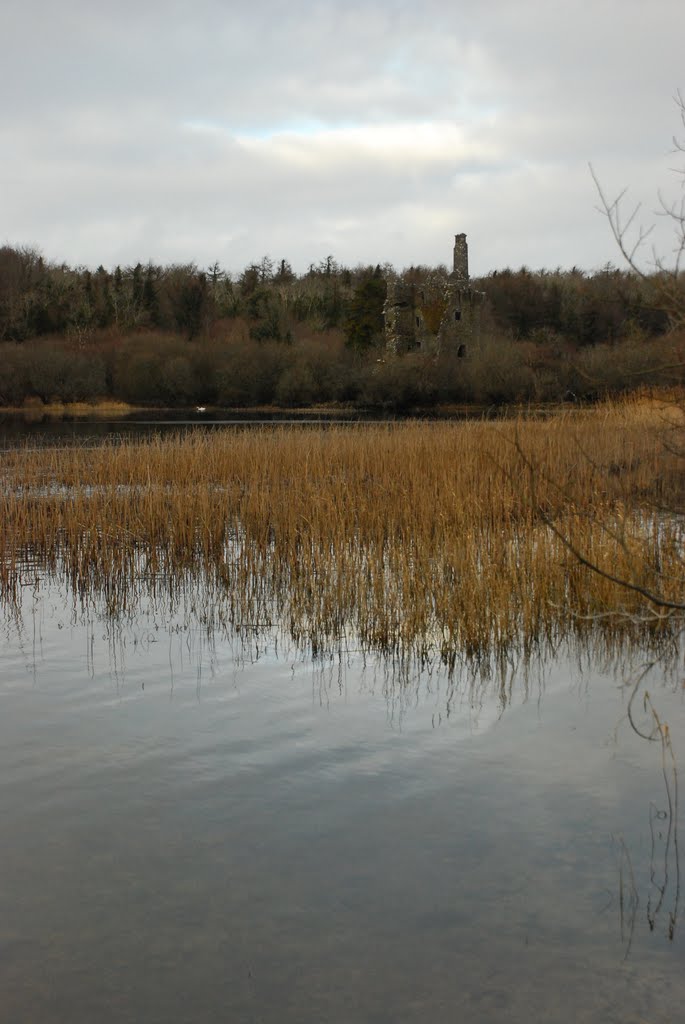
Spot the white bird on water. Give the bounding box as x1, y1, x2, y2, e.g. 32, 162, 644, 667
196, 406, 206, 413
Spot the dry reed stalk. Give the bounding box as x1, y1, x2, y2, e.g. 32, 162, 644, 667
0, 398, 683, 659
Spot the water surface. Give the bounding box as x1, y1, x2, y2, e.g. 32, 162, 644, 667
1, 577, 683, 1023
0, 409, 390, 449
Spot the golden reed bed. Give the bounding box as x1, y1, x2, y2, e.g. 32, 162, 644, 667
1, 396, 684, 659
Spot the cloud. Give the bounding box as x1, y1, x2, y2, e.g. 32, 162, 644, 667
233, 121, 500, 173
1, 0, 683, 273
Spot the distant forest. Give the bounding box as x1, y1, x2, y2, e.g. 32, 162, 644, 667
0, 244, 683, 410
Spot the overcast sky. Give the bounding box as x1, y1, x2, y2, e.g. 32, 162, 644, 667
2, 0, 683, 276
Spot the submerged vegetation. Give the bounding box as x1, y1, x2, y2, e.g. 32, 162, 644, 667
2, 397, 683, 662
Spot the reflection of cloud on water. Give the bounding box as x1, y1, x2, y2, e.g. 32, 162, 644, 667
1, 568, 685, 995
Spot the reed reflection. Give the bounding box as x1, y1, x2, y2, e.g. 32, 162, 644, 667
605, 655, 682, 960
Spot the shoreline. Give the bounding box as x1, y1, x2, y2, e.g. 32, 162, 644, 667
0, 388, 680, 422
0, 398, 572, 421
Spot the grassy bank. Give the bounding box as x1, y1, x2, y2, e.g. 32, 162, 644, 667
1, 396, 683, 660
0, 399, 141, 418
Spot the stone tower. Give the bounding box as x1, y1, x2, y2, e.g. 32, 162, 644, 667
438, 233, 485, 356
453, 233, 469, 286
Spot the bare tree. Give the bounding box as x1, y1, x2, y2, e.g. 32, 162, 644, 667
590, 91, 685, 329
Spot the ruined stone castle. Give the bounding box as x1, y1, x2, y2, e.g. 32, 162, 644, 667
384, 233, 485, 356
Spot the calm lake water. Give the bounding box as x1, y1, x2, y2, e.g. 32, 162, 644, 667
0, 410, 392, 448
1, 418, 683, 1023
1, 573, 683, 1024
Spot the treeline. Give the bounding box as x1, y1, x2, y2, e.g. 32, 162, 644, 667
1, 244, 680, 348
0, 246, 386, 346
481, 265, 674, 345
0, 244, 683, 410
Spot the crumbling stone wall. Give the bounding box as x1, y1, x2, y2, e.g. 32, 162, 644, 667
384, 278, 419, 355
384, 233, 485, 356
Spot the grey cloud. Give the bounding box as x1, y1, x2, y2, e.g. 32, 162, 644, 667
1, 0, 683, 274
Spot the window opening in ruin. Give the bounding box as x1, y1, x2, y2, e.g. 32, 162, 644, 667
415, 316, 421, 327
457, 344, 466, 358
454, 310, 461, 321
